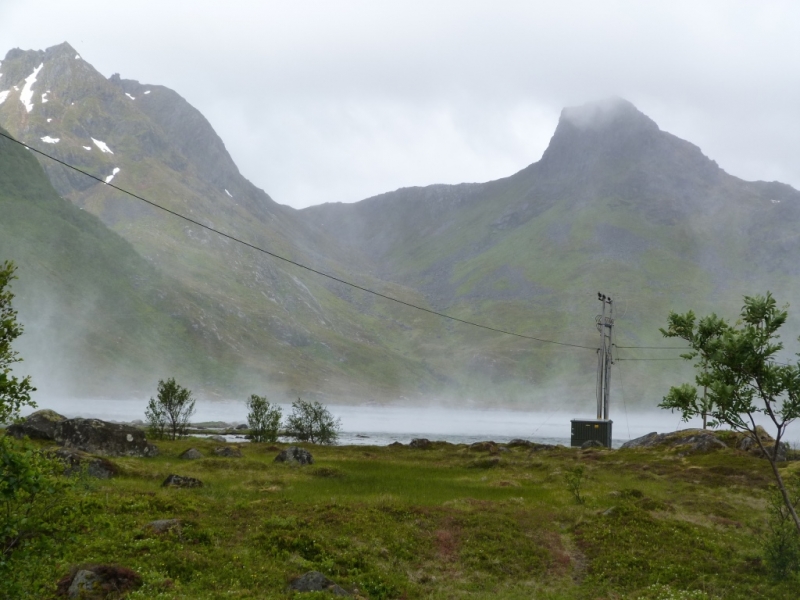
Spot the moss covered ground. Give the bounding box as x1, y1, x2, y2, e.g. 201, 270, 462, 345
9, 436, 800, 599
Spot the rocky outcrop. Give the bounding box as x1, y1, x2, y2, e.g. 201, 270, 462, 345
274, 446, 313, 465
621, 427, 790, 460
162, 474, 203, 488
289, 571, 351, 596
51, 448, 118, 479
621, 430, 727, 454
469, 441, 499, 453
581, 439, 606, 449
54, 418, 158, 457
409, 438, 432, 449
7, 409, 67, 440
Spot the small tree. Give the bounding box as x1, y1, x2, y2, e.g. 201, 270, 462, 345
0, 261, 35, 424
660, 292, 800, 535
145, 378, 195, 440
284, 398, 341, 445
246, 394, 282, 442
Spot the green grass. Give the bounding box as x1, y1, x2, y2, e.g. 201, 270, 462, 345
7, 435, 800, 599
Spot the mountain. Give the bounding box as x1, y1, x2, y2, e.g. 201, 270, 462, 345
3, 42, 800, 408
0, 42, 455, 403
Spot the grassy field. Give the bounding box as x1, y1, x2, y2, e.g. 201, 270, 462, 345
7, 436, 800, 599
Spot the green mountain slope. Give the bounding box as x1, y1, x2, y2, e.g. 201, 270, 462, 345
0, 125, 228, 397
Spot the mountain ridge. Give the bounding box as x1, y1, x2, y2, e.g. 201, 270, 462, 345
3, 43, 800, 407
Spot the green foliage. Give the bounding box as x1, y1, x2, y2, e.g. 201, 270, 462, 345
764, 476, 800, 580
661, 292, 800, 533
145, 378, 195, 440
284, 398, 341, 445
0, 436, 89, 598
0, 261, 35, 424
564, 465, 586, 504
246, 394, 282, 443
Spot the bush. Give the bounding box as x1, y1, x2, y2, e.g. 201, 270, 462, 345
764, 477, 800, 580
284, 398, 341, 445
246, 394, 282, 443
145, 378, 195, 440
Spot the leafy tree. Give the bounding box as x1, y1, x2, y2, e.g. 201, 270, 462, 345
284, 398, 341, 445
145, 378, 195, 440
660, 292, 800, 535
246, 394, 282, 443
0, 261, 35, 424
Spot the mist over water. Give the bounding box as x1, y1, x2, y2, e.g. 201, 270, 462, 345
23, 398, 800, 448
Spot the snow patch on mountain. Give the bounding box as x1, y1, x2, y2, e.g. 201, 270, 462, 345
41, 136, 60, 144
82, 146, 91, 150
91, 138, 114, 154
125, 93, 135, 100
75, 54, 80, 60
41, 92, 48, 103
225, 189, 233, 197
19, 63, 43, 113
47, 118, 52, 122
0, 90, 9, 105
105, 167, 120, 184
144, 90, 151, 95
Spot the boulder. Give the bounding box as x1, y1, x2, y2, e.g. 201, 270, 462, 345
735, 428, 789, 461
209, 435, 227, 443
162, 474, 203, 488
388, 441, 404, 448
274, 446, 313, 465
507, 439, 534, 448
51, 448, 118, 479
213, 446, 242, 457
179, 448, 204, 460
235, 423, 248, 430
56, 564, 142, 598
54, 418, 159, 457
7, 409, 66, 440
144, 519, 181, 534
409, 438, 432, 449
289, 571, 351, 596
469, 441, 498, 452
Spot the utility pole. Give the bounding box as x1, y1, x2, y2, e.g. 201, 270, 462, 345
596, 292, 613, 421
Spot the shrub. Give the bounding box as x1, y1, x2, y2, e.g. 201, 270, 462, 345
246, 394, 282, 443
284, 398, 341, 445
145, 378, 195, 440
0, 261, 35, 424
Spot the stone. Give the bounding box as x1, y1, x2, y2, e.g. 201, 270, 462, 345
144, 519, 181, 534
7, 409, 67, 440
179, 448, 203, 460
162, 474, 203, 488
388, 441, 404, 447
409, 438, 431, 449
235, 423, 248, 430
581, 439, 606, 449
213, 445, 242, 457
274, 446, 313, 465
289, 571, 351, 596
57, 564, 142, 599
52, 448, 118, 479
67, 570, 98, 598
209, 435, 227, 443
54, 418, 159, 457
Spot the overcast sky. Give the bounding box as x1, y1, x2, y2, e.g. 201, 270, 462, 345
1, 1, 798, 209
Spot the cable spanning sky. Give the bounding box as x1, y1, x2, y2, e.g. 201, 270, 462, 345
1, 1, 798, 209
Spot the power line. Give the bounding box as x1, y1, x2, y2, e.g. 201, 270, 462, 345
614, 344, 688, 350
615, 357, 685, 361
2, 131, 597, 350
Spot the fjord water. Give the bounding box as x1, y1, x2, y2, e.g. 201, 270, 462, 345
23, 399, 800, 448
